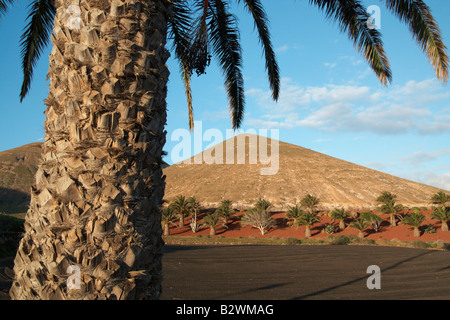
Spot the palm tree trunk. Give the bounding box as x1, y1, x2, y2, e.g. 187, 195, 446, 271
10, 0, 170, 300
179, 214, 185, 227
442, 221, 449, 232
339, 220, 345, 230
210, 227, 216, 236
164, 223, 170, 236
358, 231, 364, 238
305, 226, 311, 238
414, 227, 421, 237
390, 214, 396, 227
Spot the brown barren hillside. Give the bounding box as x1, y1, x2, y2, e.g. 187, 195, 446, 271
163, 134, 446, 210
0, 143, 42, 213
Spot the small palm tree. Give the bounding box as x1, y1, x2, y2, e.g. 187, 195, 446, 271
254, 198, 272, 212
220, 199, 233, 209
400, 209, 426, 237
376, 191, 397, 204
161, 207, 178, 236
293, 211, 321, 238
201, 213, 221, 236
241, 207, 276, 235
170, 195, 192, 227
431, 206, 450, 232
187, 196, 202, 233
376, 191, 401, 227
350, 219, 370, 238
360, 211, 383, 233
430, 191, 450, 209
216, 202, 235, 228
300, 194, 320, 213
328, 208, 350, 230
285, 205, 304, 227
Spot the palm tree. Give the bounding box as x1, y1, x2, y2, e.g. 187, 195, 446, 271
400, 209, 426, 237
170, 195, 192, 227
293, 211, 321, 238
349, 219, 370, 239
431, 206, 450, 232
254, 198, 272, 212
430, 191, 450, 209
216, 201, 235, 228
201, 212, 221, 236
220, 199, 233, 209
300, 194, 320, 214
187, 196, 202, 232
4, 0, 448, 300
328, 208, 350, 230
285, 205, 304, 227
161, 206, 178, 236
376, 191, 402, 227
376, 191, 397, 205
360, 211, 383, 233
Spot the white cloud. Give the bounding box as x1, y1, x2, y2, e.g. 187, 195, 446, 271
245, 78, 449, 135
399, 171, 450, 191
275, 44, 289, 53
402, 149, 450, 165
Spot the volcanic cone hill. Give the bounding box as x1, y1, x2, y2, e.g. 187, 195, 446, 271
0, 136, 446, 213
163, 134, 446, 210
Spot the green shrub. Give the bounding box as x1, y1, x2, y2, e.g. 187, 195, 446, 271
411, 240, 431, 249
423, 225, 436, 234
330, 235, 350, 245
285, 237, 301, 245
323, 224, 339, 234
352, 237, 376, 245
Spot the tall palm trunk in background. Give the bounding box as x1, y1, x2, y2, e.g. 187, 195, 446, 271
10, 0, 170, 300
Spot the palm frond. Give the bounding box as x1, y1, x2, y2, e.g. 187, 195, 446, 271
384, 0, 448, 84
0, 0, 15, 20
310, 0, 392, 86
168, 0, 195, 130
190, 0, 212, 76
208, 0, 245, 129
19, 0, 55, 101
237, 0, 280, 100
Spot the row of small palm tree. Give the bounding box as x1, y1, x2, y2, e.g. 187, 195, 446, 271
163, 191, 450, 238
162, 196, 236, 236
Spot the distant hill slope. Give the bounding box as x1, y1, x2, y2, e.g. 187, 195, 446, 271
0, 143, 42, 213
0, 137, 446, 213
163, 134, 445, 210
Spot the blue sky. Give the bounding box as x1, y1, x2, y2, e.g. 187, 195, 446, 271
0, 0, 449, 190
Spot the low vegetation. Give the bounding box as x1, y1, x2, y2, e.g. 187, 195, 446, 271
160, 191, 450, 251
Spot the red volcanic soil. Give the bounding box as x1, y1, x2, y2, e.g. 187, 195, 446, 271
167, 209, 450, 243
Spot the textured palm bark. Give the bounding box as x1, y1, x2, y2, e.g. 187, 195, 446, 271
10, 0, 170, 300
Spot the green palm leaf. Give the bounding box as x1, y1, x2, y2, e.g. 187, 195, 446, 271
19, 0, 55, 102
168, 0, 195, 130
0, 0, 15, 19
208, 0, 245, 129
310, 0, 392, 85
384, 0, 448, 83
237, 0, 280, 100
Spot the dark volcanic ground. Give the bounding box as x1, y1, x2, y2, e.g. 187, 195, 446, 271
2, 245, 450, 300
